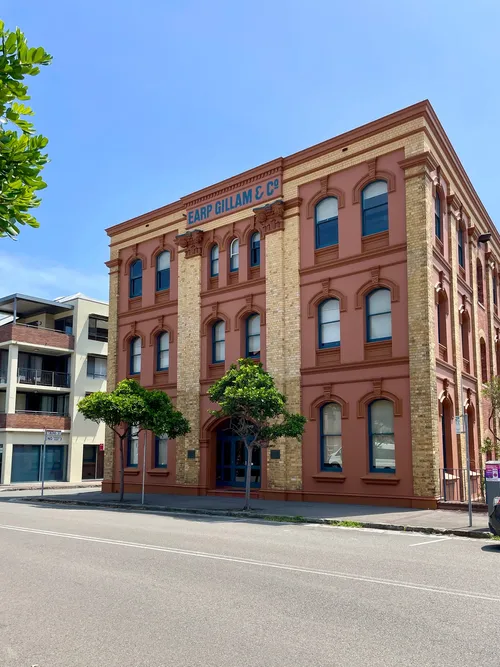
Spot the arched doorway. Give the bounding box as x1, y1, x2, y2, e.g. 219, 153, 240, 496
215, 423, 261, 489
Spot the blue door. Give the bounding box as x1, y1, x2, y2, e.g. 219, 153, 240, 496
216, 433, 261, 488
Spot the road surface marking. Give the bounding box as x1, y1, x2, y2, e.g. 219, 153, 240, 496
409, 537, 452, 547
0, 522, 497, 603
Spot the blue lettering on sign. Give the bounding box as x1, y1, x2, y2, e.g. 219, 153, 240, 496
188, 179, 281, 224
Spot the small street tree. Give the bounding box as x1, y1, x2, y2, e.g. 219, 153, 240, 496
78, 379, 190, 501
0, 20, 52, 238
482, 376, 500, 457
208, 358, 306, 510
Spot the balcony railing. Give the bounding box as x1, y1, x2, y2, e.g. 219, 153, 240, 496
439, 468, 485, 503
15, 409, 69, 417
17, 368, 71, 388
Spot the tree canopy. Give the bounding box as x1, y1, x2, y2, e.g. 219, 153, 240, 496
78, 379, 190, 500
0, 20, 52, 238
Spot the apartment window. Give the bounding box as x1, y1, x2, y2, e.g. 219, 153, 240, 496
477, 259, 484, 304
156, 251, 171, 292
461, 316, 470, 363
210, 244, 219, 277
155, 434, 168, 468
437, 295, 447, 348
0, 349, 7, 382
315, 197, 339, 249
435, 194, 442, 240
494, 274, 498, 307
318, 298, 340, 348
54, 316, 73, 335
246, 314, 260, 359
366, 289, 392, 342
87, 355, 107, 379
480, 339, 488, 383
362, 181, 388, 236
250, 232, 261, 267
320, 403, 342, 471
129, 337, 141, 375
88, 316, 108, 342
212, 320, 225, 364
229, 238, 239, 272
127, 426, 139, 467
156, 332, 169, 371
369, 400, 395, 472
458, 228, 465, 268
129, 259, 142, 298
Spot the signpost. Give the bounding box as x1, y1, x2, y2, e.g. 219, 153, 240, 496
141, 430, 147, 505
41, 429, 62, 497
457, 378, 473, 528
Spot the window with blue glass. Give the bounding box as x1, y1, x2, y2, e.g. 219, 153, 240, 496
315, 197, 338, 249
246, 314, 260, 358
210, 244, 219, 277
127, 426, 139, 467
320, 403, 342, 471
361, 181, 388, 237
229, 238, 239, 272
156, 332, 169, 371
435, 194, 442, 240
458, 227, 464, 268
129, 337, 141, 375
155, 434, 168, 468
129, 259, 142, 298
156, 251, 170, 291
250, 232, 261, 267
212, 320, 225, 363
366, 289, 392, 342
368, 400, 395, 472
318, 298, 340, 348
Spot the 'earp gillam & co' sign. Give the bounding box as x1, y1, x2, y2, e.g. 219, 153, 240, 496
187, 176, 282, 226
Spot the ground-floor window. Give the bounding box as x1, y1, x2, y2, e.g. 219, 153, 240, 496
11, 444, 67, 483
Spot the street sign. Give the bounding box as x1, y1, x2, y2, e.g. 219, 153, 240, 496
454, 416, 465, 434
45, 429, 62, 443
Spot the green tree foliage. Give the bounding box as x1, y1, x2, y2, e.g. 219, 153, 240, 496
78, 379, 190, 501
208, 358, 306, 509
0, 20, 51, 238
482, 376, 500, 455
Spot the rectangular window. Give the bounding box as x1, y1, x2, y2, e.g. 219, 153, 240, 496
321, 403, 342, 471
369, 400, 395, 472
54, 316, 73, 335
88, 316, 109, 342
127, 427, 139, 467
87, 355, 107, 379
494, 275, 498, 307
155, 434, 168, 468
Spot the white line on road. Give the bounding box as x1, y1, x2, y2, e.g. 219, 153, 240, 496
0, 522, 496, 603
409, 537, 452, 547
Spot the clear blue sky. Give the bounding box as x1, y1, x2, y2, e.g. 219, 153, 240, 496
1, 0, 499, 301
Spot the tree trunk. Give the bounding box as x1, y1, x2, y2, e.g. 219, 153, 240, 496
243, 444, 253, 511
119, 438, 125, 502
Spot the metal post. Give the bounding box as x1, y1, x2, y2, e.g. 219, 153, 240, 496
40, 430, 47, 497
464, 412, 473, 527
141, 431, 147, 505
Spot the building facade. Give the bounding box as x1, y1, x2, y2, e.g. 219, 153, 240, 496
104, 101, 499, 508
0, 293, 109, 484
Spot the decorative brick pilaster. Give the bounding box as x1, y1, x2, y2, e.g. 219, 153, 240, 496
103, 256, 121, 482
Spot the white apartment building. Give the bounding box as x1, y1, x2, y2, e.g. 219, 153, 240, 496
0, 293, 108, 484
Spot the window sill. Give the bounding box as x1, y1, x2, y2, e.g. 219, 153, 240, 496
362, 230, 389, 253
127, 373, 141, 379
124, 468, 140, 476
228, 271, 239, 285
435, 237, 444, 254
148, 469, 170, 476
316, 346, 340, 367
128, 296, 142, 310
364, 340, 392, 361
459, 266, 466, 280
249, 266, 261, 279
312, 472, 346, 483
155, 289, 170, 303
315, 244, 339, 265
153, 370, 169, 385
462, 358, 470, 374
208, 363, 225, 379
438, 343, 448, 362
209, 276, 219, 290
361, 474, 399, 485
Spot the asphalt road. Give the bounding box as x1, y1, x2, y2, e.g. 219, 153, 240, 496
0, 498, 498, 667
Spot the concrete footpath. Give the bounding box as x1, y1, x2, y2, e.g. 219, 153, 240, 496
0, 480, 101, 492
10, 487, 494, 538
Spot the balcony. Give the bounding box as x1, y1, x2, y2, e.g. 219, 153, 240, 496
1, 411, 71, 430
18, 367, 71, 388
0, 323, 74, 350
0, 368, 6, 384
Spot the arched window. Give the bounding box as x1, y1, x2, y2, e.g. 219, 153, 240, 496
320, 403, 342, 471
480, 338, 488, 383
212, 320, 225, 364
156, 251, 170, 292
494, 274, 498, 308
154, 434, 168, 468
437, 293, 447, 348
229, 238, 239, 272
129, 259, 142, 298
368, 400, 395, 472
362, 181, 388, 237
461, 314, 470, 363
156, 332, 169, 371
435, 194, 442, 240
246, 314, 260, 358
458, 228, 465, 268
210, 244, 219, 277
318, 298, 340, 348
127, 426, 139, 467
315, 197, 338, 249
250, 232, 261, 267
366, 289, 392, 342
129, 337, 141, 375
477, 259, 484, 304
